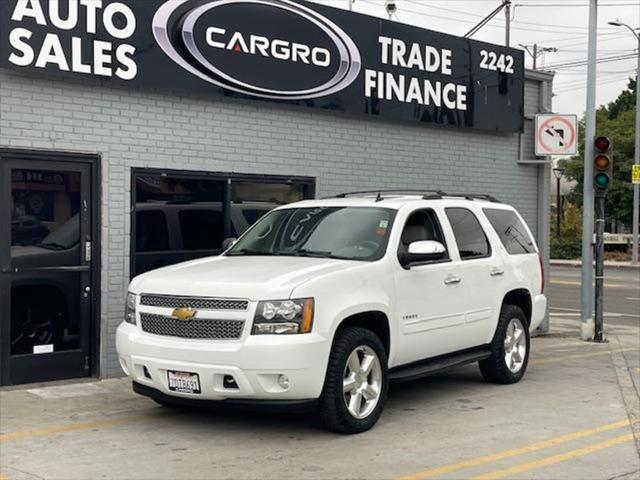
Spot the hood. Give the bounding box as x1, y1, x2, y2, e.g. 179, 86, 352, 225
129, 255, 354, 300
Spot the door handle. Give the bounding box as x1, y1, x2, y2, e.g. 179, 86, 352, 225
444, 275, 461, 285
490, 268, 505, 277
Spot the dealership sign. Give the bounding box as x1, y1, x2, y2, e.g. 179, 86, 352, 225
0, 0, 525, 132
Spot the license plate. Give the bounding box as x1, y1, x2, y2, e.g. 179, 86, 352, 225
167, 370, 201, 394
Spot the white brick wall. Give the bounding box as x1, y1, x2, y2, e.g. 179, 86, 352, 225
0, 69, 551, 378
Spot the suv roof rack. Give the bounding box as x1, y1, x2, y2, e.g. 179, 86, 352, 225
332, 189, 500, 203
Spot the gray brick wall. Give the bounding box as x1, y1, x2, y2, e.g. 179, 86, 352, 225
0, 69, 551, 378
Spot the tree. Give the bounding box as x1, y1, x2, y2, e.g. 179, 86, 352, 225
562, 78, 636, 229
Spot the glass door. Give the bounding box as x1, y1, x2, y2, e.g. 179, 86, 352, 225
0, 158, 94, 385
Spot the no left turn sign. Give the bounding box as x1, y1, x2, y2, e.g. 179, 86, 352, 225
535, 114, 578, 156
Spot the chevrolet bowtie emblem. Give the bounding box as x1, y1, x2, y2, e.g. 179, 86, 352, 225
172, 307, 197, 320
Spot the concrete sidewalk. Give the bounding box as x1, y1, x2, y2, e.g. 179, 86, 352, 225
1, 320, 639, 480
551, 259, 640, 270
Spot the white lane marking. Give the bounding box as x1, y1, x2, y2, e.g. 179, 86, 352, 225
625, 297, 640, 301
550, 307, 640, 318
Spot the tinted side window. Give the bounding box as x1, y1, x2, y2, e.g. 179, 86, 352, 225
136, 211, 169, 252
445, 208, 491, 259
483, 208, 536, 254
179, 210, 223, 250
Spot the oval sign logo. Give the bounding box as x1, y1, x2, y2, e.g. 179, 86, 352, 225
153, 0, 362, 100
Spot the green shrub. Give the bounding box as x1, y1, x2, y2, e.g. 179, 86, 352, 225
550, 202, 583, 259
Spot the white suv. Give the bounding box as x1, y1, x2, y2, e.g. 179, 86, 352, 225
116, 191, 547, 433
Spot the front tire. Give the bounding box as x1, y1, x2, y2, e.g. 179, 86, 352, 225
479, 304, 530, 384
318, 327, 388, 434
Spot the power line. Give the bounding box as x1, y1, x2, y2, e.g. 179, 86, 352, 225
554, 75, 633, 93
404, 0, 609, 30
359, 0, 622, 34
516, 3, 640, 6
544, 53, 637, 68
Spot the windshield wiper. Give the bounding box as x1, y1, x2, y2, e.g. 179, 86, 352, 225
292, 249, 336, 258
226, 248, 280, 256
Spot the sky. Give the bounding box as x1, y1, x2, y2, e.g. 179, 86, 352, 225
308, 0, 640, 117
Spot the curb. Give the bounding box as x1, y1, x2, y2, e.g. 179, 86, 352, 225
550, 260, 640, 270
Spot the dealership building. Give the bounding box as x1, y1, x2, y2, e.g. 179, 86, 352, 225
0, 0, 553, 385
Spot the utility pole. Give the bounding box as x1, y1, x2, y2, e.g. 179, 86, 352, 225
581, 0, 597, 341
504, 0, 511, 46
519, 44, 558, 70
635, 44, 640, 265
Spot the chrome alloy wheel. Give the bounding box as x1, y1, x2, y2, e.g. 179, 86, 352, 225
504, 317, 527, 373
342, 345, 382, 419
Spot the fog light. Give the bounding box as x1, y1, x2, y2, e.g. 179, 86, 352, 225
278, 374, 290, 389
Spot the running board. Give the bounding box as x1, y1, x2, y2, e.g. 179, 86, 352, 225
389, 350, 492, 383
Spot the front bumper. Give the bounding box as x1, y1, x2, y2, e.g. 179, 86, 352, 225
116, 322, 330, 401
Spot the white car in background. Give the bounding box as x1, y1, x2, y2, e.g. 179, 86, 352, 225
117, 190, 546, 434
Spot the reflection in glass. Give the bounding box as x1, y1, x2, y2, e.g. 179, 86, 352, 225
9, 169, 83, 355
11, 169, 81, 267
132, 174, 309, 276
11, 271, 82, 355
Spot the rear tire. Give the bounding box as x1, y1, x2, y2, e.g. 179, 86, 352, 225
318, 327, 388, 434
479, 304, 530, 384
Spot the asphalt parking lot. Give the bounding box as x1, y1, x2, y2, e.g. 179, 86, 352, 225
1, 267, 639, 480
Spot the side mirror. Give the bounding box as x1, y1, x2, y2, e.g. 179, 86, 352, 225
400, 240, 446, 268
222, 237, 237, 251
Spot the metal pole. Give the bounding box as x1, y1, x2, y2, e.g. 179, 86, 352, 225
632, 35, 639, 265
557, 176, 562, 237
594, 193, 605, 342
505, 1, 511, 47
533, 44, 538, 69
581, 0, 597, 341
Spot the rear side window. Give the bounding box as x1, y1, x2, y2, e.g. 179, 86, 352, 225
483, 208, 536, 254
445, 208, 491, 260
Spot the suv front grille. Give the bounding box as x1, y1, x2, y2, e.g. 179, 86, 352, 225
140, 313, 244, 340
140, 295, 248, 311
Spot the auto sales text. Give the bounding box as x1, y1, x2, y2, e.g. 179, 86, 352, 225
7, 0, 137, 80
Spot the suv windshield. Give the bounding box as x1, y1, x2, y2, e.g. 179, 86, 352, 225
227, 207, 396, 261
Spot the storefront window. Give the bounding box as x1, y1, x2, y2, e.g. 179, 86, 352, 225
132, 172, 313, 277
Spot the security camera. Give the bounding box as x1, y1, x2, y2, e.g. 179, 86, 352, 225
385, 0, 397, 15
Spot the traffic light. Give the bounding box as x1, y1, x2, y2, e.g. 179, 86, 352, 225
593, 136, 613, 191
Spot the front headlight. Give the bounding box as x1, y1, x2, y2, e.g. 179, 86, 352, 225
252, 298, 314, 334
125, 292, 137, 325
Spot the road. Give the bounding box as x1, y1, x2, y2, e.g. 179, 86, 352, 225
548, 265, 640, 327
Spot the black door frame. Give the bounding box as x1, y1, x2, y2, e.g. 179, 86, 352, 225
0, 148, 101, 385
130, 167, 316, 279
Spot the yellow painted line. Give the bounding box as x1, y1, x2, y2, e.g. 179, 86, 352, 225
0, 474, 8, 480
0, 412, 168, 442
395, 419, 631, 480
530, 348, 635, 365
470, 433, 635, 480
550, 279, 632, 289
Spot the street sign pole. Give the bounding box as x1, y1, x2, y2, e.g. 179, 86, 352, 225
581, 0, 598, 341
594, 192, 606, 342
